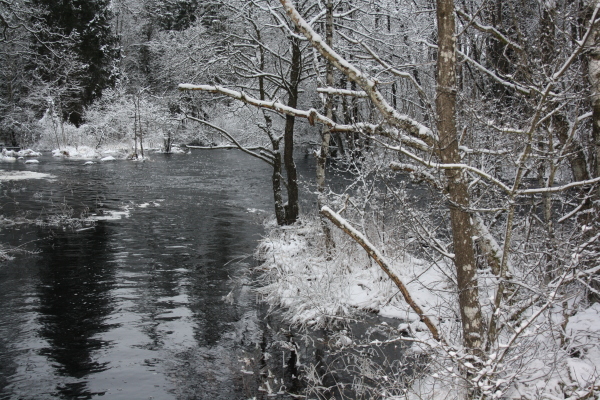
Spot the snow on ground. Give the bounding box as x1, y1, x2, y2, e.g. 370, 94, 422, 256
0, 155, 16, 163
52, 146, 122, 159
19, 149, 42, 157
565, 304, 600, 387
494, 302, 600, 400
2, 149, 42, 158
255, 217, 452, 331
157, 146, 187, 154
255, 217, 600, 400
49, 145, 186, 160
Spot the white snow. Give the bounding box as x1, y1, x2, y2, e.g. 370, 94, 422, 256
50, 146, 133, 160
100, 156, 116, 162
24, 159, 39, 164
256, 216, 600, 400
0, 170, 54, 181
87, 207, 131, 221
0, 156, 16, 163
255, 217, 449, 329
17, 149, 42, 157
563, 304, 600, 388
52, 146, 100, 159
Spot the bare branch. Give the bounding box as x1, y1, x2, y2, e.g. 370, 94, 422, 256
185, 115, 274, 166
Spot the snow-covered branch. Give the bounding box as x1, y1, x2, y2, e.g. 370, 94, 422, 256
473, 214, 513, 278
390, 156, 512, 194
553, 3, 600, 81
316, 87, 368, 97
179, 83, 432, 152
179, 83, 334, 126
320, 206, 444, 344
354, 38, 430, 104
278, 0, 437, 147
517, 176, 600, 195
458, 50, 532, 95
456, 9, 524, 52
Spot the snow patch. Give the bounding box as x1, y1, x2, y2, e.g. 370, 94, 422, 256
87, 207, 131, 221
18, 149, 42, 157
0, 170, 55, 181
52, 146, 100, 159
0, 156, 16, 163
255, 217, 448, 329
246, 208, 265, 213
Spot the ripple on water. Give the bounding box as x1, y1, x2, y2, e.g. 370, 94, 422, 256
0, 151, 280, 399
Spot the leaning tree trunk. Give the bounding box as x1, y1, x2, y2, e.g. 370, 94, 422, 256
436, 0, 483, 358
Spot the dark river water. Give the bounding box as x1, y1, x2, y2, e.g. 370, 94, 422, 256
0, 150, 320, 400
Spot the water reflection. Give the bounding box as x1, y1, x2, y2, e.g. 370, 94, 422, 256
0, 150, 296, 399
36, 224, 115, 387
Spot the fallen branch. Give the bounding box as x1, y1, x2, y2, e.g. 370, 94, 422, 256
320, 206, 443, 343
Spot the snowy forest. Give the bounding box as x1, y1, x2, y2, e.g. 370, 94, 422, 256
2, 0, 600, 399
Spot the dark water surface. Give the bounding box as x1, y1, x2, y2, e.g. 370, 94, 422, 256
0, 150, 312, 400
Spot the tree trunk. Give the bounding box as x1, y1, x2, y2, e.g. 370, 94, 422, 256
436, 0, 483, 356
255, 25, 287, 226
272, 144, 286, 226
349, 80, 361, 158
541, 4, 590, 184
486, 0, 511, 99
317, 0, 335, 249
283, 36, 301, 225
133, 99, 138, 157
554, 114, 590, 183
316, 0, 334, 192
140, 120, 145, 159
585, 0, 600, 302
589, 4, 600, 190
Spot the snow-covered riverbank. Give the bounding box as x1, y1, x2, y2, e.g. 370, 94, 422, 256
0, 145, 188, 165
254, 217, 600, 399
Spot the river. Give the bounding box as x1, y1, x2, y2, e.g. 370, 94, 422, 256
0, 149, 320, 400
